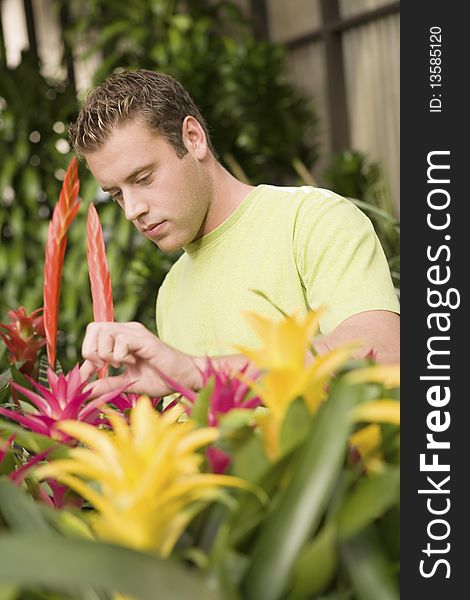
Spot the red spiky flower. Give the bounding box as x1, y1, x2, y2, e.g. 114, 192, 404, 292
87, 203, 114, 378
0, 307, 46, 375
0, 364, 126, 442
43, 158, 81, 367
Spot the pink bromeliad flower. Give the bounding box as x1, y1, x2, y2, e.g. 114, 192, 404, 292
0, 364, 125, 442
163, 359, 261, 425
161, 359, 262, 474
0, 307, 46, 376
204, 363, 262, 428
112, 392, 161, 413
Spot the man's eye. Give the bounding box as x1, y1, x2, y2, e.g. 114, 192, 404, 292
136, 174, 152, 185
111, 192, 123, 203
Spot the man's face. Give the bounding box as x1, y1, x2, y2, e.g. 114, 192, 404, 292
85, 120, 212, 252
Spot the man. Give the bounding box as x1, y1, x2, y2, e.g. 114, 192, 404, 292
71, 69, 400, 398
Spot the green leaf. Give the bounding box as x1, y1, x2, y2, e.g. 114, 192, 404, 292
336, 467, 400, 540
0, 421, 60, 453
191, 381, 213, 426
0, 369, 12, 392
230, 430, 269, 483
340, 526, 399, 600
0, 535, 224, 600
228, 451, 294, 548
287, 523, 338, 600
243, 380, 365, 600
0, 584, 18, 600
249, 289, 288, 317
0, 446, 16, 475
0, 480, 52, 534
279, 397, 310, 456
218, 409, 254, 434
0, 385, 10, 404
211, 532, 250, 593
8, 365, 32, 391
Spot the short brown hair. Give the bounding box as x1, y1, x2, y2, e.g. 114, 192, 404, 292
69, 69, 216, 158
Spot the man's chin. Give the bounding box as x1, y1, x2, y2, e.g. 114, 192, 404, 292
152, 236, 183, 254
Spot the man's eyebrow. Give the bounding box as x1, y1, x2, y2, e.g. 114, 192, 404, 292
101, 163, 155, 191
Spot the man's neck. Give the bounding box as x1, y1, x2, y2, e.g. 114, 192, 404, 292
199, 162, 255, 238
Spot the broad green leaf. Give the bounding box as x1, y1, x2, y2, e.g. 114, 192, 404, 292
280, 397, 310, 456
0, 480, 52, 534
287, 523, 338, 600
0, 584, 18, 600
337, 467, 400, 540
340, 526, 399, 600
0, 448, 16, 475
377, 505, 400, 562
218, 409, 254, 434
0, 535, 224, 600
191, 382, 213, 426
230, 431, 269, 484
228, 451, 294, 548
243, 380, 364, 600
203, 521, 248, 600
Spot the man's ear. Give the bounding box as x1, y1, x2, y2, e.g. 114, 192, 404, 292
182, 116, 208, 159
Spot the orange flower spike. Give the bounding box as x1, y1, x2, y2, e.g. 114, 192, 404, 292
86, 203, 114, 323
87, 203, 114, 378
43, 157, 81, 367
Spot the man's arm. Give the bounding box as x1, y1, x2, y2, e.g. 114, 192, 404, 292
195, 310, 399, 376
80, 310, 399, 398
312, 310, 400, 364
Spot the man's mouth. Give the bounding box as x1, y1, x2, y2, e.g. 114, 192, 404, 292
143, 221, 167, 238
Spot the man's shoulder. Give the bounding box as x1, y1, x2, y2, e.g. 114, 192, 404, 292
256, 185, 364, 231
258, 184, 336, 202
257, 184, 352, 215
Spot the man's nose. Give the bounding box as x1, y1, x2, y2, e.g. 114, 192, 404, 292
122, 190, 149, 222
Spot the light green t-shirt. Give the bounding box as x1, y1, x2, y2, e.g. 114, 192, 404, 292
156, 185, 399, 356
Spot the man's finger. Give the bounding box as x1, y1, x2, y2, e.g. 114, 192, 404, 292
84, 373, 132, 400
97, 332, 117, 362
113, 336, 132, 363
80, 359, 97, 383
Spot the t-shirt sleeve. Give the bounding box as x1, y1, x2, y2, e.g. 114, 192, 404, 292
293, 190, 400, 335
155, 278, 169, 340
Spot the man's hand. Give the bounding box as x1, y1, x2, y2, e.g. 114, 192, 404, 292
79, 311, 399, 401
80, 322, 200, 398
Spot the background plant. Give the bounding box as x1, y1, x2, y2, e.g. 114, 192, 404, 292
58, 0, 319, 184
1, 0, 320, 372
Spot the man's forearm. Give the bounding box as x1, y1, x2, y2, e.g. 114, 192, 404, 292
189, 314, 399, 391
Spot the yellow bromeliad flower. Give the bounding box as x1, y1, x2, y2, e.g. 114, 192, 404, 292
35, 397, 257, 557
348, 403, 400, 474
235, 310, 355, 459
348, 365, 400, 473
346, 363, 400, 388
237, 311, 354, 422
351, 399, 400, 426
349, 424, 384, 474
236, 310, 322, 372
236, 310, 355, 420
